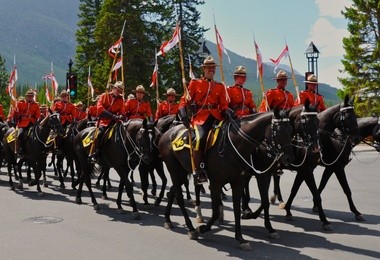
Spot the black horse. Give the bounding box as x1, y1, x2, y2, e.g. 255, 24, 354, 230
74, 118, 152, 218
312, 115, 380, 221
3, 113, 64, 195
158, 108, 294, 250
241, 100, 322, 236
270, 96, 359, 226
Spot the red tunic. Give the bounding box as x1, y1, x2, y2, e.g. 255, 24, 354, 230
259, 88, 295, 112
11, 100, 40, 128
155, 101, 179, 120
0, 104, 4, 121
125, 99, 152, 120
52, 101, 78, 125
295, 90, 326, 112
179, 78, 229, 125
227, 84, 256, 118
97, 92, 125, 127
76, 110, 87, 120
87, 105, 101, 121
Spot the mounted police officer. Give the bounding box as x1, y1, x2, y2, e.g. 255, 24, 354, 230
295, 74, 326, 112
227, 66, 256, 118
259, 70, 295, 112
51, 90, 78, 127
155, 88, 180, 121
89, 81, 125, 163
10, 89, 40, 156
178, 55, 232, 183
125, 85, 153, 122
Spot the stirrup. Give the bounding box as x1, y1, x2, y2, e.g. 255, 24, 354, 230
194, 169, 208, 184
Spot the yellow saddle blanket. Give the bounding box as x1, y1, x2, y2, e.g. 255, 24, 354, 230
171, 121, 223, 152
82, 125, 116, 147
6, 127, 33, 143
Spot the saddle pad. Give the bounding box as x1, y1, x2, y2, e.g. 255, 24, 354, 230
6, 129, 17, 143
82, 128, 96, 147
46, 131, 57, 145
172, 129, 196, 151
205, 121, 224, 150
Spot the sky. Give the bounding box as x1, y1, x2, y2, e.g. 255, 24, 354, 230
197, 0, 352, 89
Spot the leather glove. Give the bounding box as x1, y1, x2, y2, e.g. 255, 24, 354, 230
113, 114, 124, 121
222, 108, 237, 121
179, 107, 190, 129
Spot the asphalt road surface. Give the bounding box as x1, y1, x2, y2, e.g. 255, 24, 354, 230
0, 145, 379, 259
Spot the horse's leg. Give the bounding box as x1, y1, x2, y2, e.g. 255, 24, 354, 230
184, 176, 192, 202
42, 156, 48, 187
164, 186, 176, 229
284, 171, 304, 219
313, 167, 334, 211
17, 159, 24, 189
95, 166, 103, 188
7, 162, 15, 190
335, 167, 364, 221
271, 173, 284, 207
118, 166, 140, 219
116, 181, 124, 212
194, 182, 204, 223
303, 168, 332, 230
69, 160, 77, 190
30, 162, 43, 196
154, 160, 167, 206
57, 155, 65, 189
149, 166, 157, 196
241, 174, 252, 213
101, 169, 109, 200
84, 170, 99, 210
139, 163, 150, 205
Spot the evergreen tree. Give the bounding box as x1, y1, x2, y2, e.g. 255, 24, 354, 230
340, 0, 380, 116
74, 0, 103, 102
0, 54, 10, 113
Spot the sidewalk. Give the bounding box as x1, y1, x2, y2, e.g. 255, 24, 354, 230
352, 143, 378, 152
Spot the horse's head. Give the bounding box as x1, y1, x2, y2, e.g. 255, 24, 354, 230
269, 107, 295, 166
136, 119, 154, 164
48, 113, 65, 136
334, 95, 359, 143
290, 99, 320, 153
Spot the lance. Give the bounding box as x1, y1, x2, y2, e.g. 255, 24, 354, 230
253, 33, 268, 111
285, 41, 300, 101
107, 20, 126, 90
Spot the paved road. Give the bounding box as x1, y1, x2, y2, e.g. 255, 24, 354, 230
0, 145, 379, 259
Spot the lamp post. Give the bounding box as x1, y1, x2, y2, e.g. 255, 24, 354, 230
305, 42, 320, 91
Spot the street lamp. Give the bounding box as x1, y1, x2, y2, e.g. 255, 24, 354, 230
305, 41, 320, 90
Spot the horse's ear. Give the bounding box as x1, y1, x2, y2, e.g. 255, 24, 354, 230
344, 94, 350, 106
304, 98, 310, 110
142, 118, 148, 129
273, 106, 280, 118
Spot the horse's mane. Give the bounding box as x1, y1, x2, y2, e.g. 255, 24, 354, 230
157, 114, 176, 126
318, 102, 341, 129
357, 116, 378, 139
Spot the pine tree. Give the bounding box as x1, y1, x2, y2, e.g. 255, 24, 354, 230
74, 0, 103, 101
0, 55, 11, 113
340, 0, 380, 116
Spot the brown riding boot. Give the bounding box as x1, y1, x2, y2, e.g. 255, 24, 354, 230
192, 150, 208, 184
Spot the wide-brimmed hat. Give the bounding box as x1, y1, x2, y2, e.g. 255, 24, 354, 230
163, 88, 180, 96
54, 96, 61, 102
274, 70, 288, 80
40, 104, 48, 109
75, 101, 84, 107
132, 85, 147, 94
60, 90, 70, 97
127, 94, 135, 100
25, 89, 35, 96
304, 74, 318, 84
201, 55, 219, 67
18, 96, 25, 101
112, 81, 124, 91
234, 66, 247, 76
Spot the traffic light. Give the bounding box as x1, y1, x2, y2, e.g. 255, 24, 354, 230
66, 73, 77, 99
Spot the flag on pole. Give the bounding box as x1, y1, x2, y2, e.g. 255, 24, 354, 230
156, 24, 180, 56
254, 41, 263, 79
269, 45, 289, 72
188, 54, 195, 80
215, 27, 231, 63
42, 73, 59, 96
111, 57, 123, 71
88, 76, 94, 99
6, 66, 17, 97
150, 61, 158, 88
45, 83, 52, 103
108, 37, 123, 58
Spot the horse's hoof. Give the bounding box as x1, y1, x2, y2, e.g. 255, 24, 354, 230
286, 214, 293, 221
268, 232, 280, 240
95, 182, 100, 188
312, 206, 319, 213
44, 183, 48, 188
37, 192, 44, 197
17, 183, 23, 190
144, 201, 150, 206
196, 225, 207, 234
239, 242, 253, 251
278, 202, 286, 209
132, 212, 141, 220
154, 199, 161, 207
93, 204, 100, 211
116, 208, 125, 214
102, 195, 108, 200
59, 183, 65, 189
187, 199, 195, 206
355, 214, 365, 221
187, 230, 198, 240
10, 186, 15, 191
164, 222, 174, 229
75, 197, 82, 204
151, 188, 156, 197
323, 224, 333, 231
270, 195, 276, 204
196, 217, 204, 223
